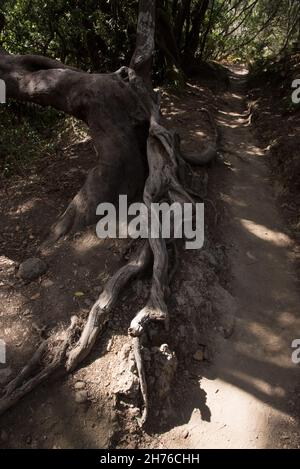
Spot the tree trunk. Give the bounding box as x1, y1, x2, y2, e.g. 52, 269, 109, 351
183, 0, 209, 67
174, 0, 192, 45
0, 0, 217, 424
0, 50, 151, 242
130, 0, 156, 87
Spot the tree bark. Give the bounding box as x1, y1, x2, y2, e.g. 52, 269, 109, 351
130, 0, 156, 87
183, 0, 209, 66
0, 50, 151, 241
0, 0, 217, 424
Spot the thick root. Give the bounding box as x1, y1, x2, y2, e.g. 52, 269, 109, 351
132, 337, 149, 426
0, 316, 78, 416
1, 73, 217, 426
181, 108, 220, 166
66, 242, 152, 371
0, 0, 218, 427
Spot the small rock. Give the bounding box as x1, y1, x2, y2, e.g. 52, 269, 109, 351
119, 343, 131, 360
18, 258, 47, 281
182, 429, 189, 439
74, 381, 86, 390
193, 349, 204, 362
41, 279, 54, 288
160, 344, 171, 354
128, 407, 140, 418
75, 390, 89, 403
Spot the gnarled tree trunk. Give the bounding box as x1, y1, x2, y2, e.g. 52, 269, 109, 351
0, 0, 217, 424
0, 51, 151, 242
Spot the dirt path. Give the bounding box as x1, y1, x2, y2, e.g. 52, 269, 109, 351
1, 68, 300, 449
158, 67, 300, 449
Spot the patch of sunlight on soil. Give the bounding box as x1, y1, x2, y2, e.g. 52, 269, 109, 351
240, 219, 292, 247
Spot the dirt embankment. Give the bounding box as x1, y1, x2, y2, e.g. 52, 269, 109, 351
248, 54, 300, 259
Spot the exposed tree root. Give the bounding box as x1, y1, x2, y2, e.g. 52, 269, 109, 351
132, 337, 149, 426
181, 107, 220, 166
0, 0, 219, 424
4, 341, 48, 396
66, 242, 152, 372
0, 316, 78, 416
0, 94, 214, 423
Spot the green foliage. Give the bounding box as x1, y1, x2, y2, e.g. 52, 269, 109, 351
202, 0, 300, 62
1, 1, 299, 72
1, 0, 300, 176
249, 53, 300, 116
0, 103, 63, 177
0, 0, 139, 71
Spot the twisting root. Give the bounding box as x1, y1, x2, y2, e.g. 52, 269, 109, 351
128, 109, 202, 419
180, 107, 220, 166
0, 0, 219, 426
0, 102, 216, 425
66, 242, 152, 371
4, 341, 48, 396
132, 337, 149, 427
129, 118, 190, 337
0, 243, 152, 416
0, 316, 78, 416
0, 90, 217, 425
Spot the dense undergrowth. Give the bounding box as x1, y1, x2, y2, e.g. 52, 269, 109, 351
0, 104, 64, 177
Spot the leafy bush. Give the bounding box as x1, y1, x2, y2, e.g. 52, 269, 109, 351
0, 102, 63, 177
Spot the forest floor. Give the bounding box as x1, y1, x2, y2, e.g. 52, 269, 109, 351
0, 66, 300, 449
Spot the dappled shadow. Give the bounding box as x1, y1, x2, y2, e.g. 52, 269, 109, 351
1, 67, 300, 449
198, 67, 300, 447
145, 68, 300, 449
144, 365, 212, 435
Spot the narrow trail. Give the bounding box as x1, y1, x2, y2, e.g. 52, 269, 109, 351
159, 68, 300, 449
